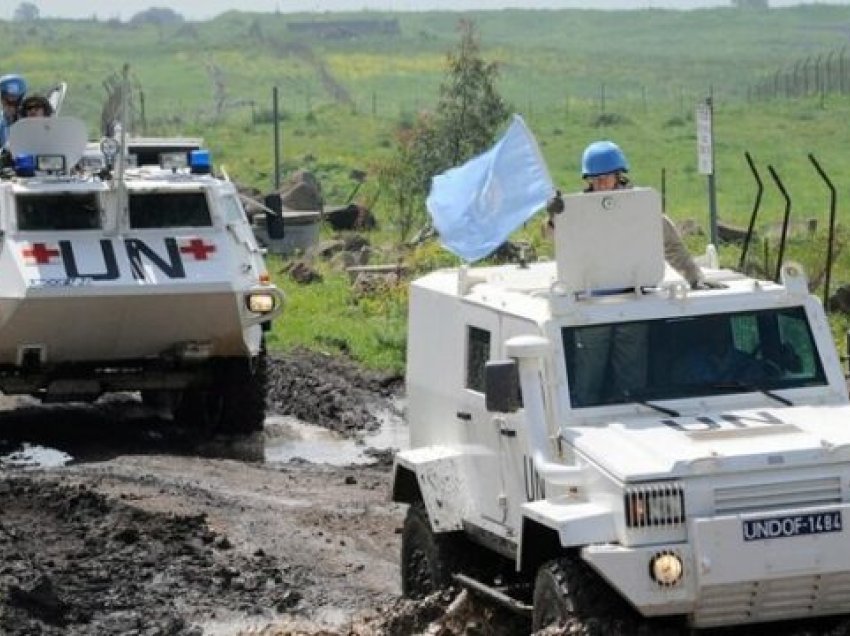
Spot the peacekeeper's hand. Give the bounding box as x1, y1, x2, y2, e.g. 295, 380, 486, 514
692, 279, 726, 290
546, 189, 564, 217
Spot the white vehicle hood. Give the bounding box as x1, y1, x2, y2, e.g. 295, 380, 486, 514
565, 404, 850, 481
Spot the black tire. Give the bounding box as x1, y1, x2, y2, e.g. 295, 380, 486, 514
217, 345, 268, 435
532, 554, 630, 632
400, 502, 463, 599
172, 341, 267, 435
173, 387, 224, 433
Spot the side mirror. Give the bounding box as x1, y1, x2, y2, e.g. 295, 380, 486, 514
485, 359, 520, 413
264, 193, 285, 239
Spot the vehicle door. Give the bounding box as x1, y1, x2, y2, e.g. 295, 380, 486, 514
458, 304, 508, 529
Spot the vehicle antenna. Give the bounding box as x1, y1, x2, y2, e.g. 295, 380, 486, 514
113, 63, 130, 230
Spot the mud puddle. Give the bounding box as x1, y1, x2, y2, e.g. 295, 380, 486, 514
0, 400, 406, 471
264, 398, 407, 466
0, 443, 73, 468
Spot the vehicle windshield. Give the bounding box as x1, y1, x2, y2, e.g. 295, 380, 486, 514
562, 306, 827, 408
129, 192, 211, 228
16, 193, 101, 230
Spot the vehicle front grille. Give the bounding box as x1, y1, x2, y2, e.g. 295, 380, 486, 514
714, 477, 842, 516
624, 482, 685, 528
695, 573, 850, 627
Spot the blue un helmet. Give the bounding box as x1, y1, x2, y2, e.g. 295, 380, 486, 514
581, 140, 629, 178
0, 74, 27, 103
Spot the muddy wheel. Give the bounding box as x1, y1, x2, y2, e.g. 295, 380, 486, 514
217, 345, 267, 435
173, 387, 225, 432
169, 341, 267, 435
532, 554, 628, 631
401, 502, 463, 599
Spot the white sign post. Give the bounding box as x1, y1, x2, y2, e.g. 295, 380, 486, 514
696, 97, 718, 245
696, 102, 713, 176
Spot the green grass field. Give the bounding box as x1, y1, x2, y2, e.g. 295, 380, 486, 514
6, 6, 850, 371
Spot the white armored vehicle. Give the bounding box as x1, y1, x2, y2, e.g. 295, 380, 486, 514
392, 187, 850, 630
0, 117, 283, 433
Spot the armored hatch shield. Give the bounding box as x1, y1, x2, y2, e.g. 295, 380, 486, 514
554, 187, 665, 293
9, 116, 88, 172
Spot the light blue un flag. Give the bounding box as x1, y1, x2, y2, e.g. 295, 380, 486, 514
426, 114, 554, 262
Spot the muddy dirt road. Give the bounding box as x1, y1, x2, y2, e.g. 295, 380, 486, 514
2, 349, 850, 636
0, 350, 413, 635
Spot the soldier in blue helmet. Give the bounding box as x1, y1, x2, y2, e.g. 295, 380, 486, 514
0, 74, 27, 147
580, 139, 632, 192
548, 139, 706, 288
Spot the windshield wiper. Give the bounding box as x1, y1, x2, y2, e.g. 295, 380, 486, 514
624, 391, 680, 417
636, 400, 681, 417
707, 381, 794, 407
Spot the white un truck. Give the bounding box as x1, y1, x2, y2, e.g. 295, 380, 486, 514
0, 116, 283, 434
391, 187, 850, 631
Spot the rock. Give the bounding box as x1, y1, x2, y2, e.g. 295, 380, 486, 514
311, 239, 346, 260
279, 170, 322, 211
325, 203, 377, 231
285, 260, 322, 285
717, 221, 752, 244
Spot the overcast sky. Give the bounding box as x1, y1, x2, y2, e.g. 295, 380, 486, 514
8, 0, 847, 21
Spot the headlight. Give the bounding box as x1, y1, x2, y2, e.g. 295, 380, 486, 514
37, 154, 65, 173
624, 483, 685, 528
650, 551, 684, 586
246, 292, 276, 314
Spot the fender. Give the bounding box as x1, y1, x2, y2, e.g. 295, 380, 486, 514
521, 499, 616, 547
392, 446, 473, 533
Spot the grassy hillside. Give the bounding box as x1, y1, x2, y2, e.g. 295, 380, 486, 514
4, 6, 850, 370
6, 6, 850, 119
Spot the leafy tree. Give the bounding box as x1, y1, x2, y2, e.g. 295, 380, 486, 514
435, 20, 510, 168
379, 19, 510, 243
377, 117, 438, 243
128, 7, 184, 26
13, 2, 39, 22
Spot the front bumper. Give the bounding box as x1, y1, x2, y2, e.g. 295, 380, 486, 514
583, 503, 850, 628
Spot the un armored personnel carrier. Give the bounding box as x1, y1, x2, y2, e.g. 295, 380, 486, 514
392, 187, 850, 630
0, 116, 283, 433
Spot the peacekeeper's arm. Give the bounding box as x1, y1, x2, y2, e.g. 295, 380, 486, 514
662, 214, 704, 288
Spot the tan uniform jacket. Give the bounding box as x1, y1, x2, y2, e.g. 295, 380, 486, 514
662, 215, 703, 287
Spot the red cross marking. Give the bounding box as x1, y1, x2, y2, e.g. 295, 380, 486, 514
180, 238, 216, 261
22, 243, 60, 265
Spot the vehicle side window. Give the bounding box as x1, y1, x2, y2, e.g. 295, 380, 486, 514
466, 326, 491, 392
777, 311, 819, 376
220, 195, 247, 224
129, 192, 212, 228
16, 193, 101, 230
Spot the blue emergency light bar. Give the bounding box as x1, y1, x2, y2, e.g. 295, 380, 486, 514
14, 154, 35, 177
189, 149, 212, 175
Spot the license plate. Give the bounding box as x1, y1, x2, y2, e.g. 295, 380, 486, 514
743, 511, 842, 541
